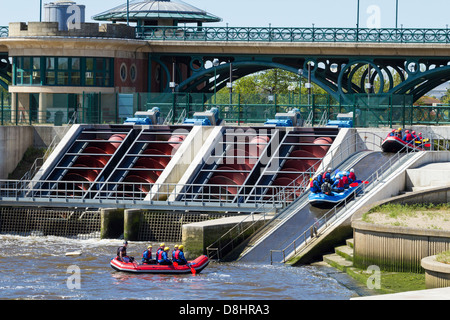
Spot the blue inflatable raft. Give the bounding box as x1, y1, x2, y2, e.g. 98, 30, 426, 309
308, 186, 358, 207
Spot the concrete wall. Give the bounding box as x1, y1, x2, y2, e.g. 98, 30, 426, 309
352, 220, 450, 273
0, 126, 34, 179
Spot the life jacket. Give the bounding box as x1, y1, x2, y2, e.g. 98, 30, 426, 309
157, 250, 164, 262
349, 172, 356, 182
404, 133, 413, 142
142, 250, 151, 260
337, 179, 344, 189
174, 250, 181, 261
342, 176, 349, 187
310, 180, 314, 188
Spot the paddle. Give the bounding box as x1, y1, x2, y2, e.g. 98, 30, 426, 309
173, 261, 196, 274
354, 180, 369, 184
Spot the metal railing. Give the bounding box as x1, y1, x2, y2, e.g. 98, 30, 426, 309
269, 136, 450, 264
0, 179, 299, 209
0, 26, 7, 38
137, 26, 450, 44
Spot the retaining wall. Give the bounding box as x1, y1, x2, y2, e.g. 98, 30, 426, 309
352, 186, 450, 273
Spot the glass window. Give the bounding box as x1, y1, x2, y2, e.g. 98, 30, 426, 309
46, 71, 55, 85
47, 57, 55, 70
14, 56, 114, 87
58, 57, 69, 70
71, 58, 80, 70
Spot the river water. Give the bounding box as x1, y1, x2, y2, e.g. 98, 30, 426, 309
0, 234, 371, 301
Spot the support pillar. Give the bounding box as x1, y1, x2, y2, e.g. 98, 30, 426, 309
100, 208, 124, 239
124, 209, 142, 241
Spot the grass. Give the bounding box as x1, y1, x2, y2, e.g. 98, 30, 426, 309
436, 250, 450, 265
346, 267, 426, 295
362, 203, 450, 227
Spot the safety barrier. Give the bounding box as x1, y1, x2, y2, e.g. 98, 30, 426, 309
136, 26, 450, 44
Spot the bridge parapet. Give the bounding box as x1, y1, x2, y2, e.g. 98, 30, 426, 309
136, 26, 450, 44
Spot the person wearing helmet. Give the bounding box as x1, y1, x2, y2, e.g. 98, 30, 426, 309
174, 245, 188, 265
388, 129, 396, 137
349, 169, 357, 184
322, 167, 333, 183
332, 173, 345, 193
142, 245, 154, 264
341, 172, 350, 189
395, 128, 403, 139
155, 242, 165, 261
310, 177, 320, 194
172, 244, 179, 260
157, 247, 173, 265
403, 130, 413, 144
117, 240, 134, 263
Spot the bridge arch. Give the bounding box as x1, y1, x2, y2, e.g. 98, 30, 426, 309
163, 54, 450, 104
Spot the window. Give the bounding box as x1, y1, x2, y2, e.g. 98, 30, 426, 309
14, 57, 41, 85
14, 56, 114, 87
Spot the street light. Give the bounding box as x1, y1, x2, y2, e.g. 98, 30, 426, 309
395, 0, 399, 29
213, 58, 219, 105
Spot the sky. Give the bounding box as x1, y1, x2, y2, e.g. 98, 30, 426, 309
0, 0, 449, 29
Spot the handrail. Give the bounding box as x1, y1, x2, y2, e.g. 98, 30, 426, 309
269, 134, 450, 264
206, 131, 384, 260
136, 26, 450, 44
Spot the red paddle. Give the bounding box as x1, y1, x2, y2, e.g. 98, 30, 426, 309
173, 261, 196, 274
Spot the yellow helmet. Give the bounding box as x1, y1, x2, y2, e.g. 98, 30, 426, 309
160, 243, 165, 247
174, 244, 179, 249
164, 247, 170, 251
178, 245, 184, 250
147, 245, 152, 249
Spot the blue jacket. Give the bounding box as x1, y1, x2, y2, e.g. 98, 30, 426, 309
174, 250, 188, 264
142, 249, 152, 262
158, 251, 171, 264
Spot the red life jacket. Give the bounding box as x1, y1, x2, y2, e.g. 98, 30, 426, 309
174, 250, 181, 260
310, 180, 314, 187
349, 172, 356, 181
337, 179, 344, 188
342, 176, 349, 185
157, 250, 163, 261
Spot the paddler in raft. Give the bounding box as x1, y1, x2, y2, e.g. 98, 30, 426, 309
173, 245, 188, 265
142, 245, 156, 264
117, 240, 135, 263
157, 247, 173, 265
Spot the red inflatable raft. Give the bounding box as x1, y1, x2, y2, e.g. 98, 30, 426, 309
381, 136, 425, 153
110, 255, 210, 274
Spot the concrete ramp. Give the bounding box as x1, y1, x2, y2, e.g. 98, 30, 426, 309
236, 150, 399, 264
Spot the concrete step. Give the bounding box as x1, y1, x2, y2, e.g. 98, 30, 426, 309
335, 245, 353, 261
346, 238, 354, 249
323, 253, 353, 272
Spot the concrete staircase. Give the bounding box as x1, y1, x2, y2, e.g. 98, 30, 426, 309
323, 239, 355, 272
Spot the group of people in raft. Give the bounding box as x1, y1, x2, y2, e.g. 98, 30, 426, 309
310, 167, 357, 196
116, 241, 188, 266
388, 128, 427, 146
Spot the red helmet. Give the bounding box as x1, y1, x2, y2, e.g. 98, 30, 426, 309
412, 131, 416, 135
419, 132, 422, 136
405, 130, 409, 133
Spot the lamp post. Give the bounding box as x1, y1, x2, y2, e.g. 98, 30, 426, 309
213, 58, 220, 106
298, 69, 303, 106
40, 0, 42, 22
395, 0, 399, 29
126, 0, 130, 26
